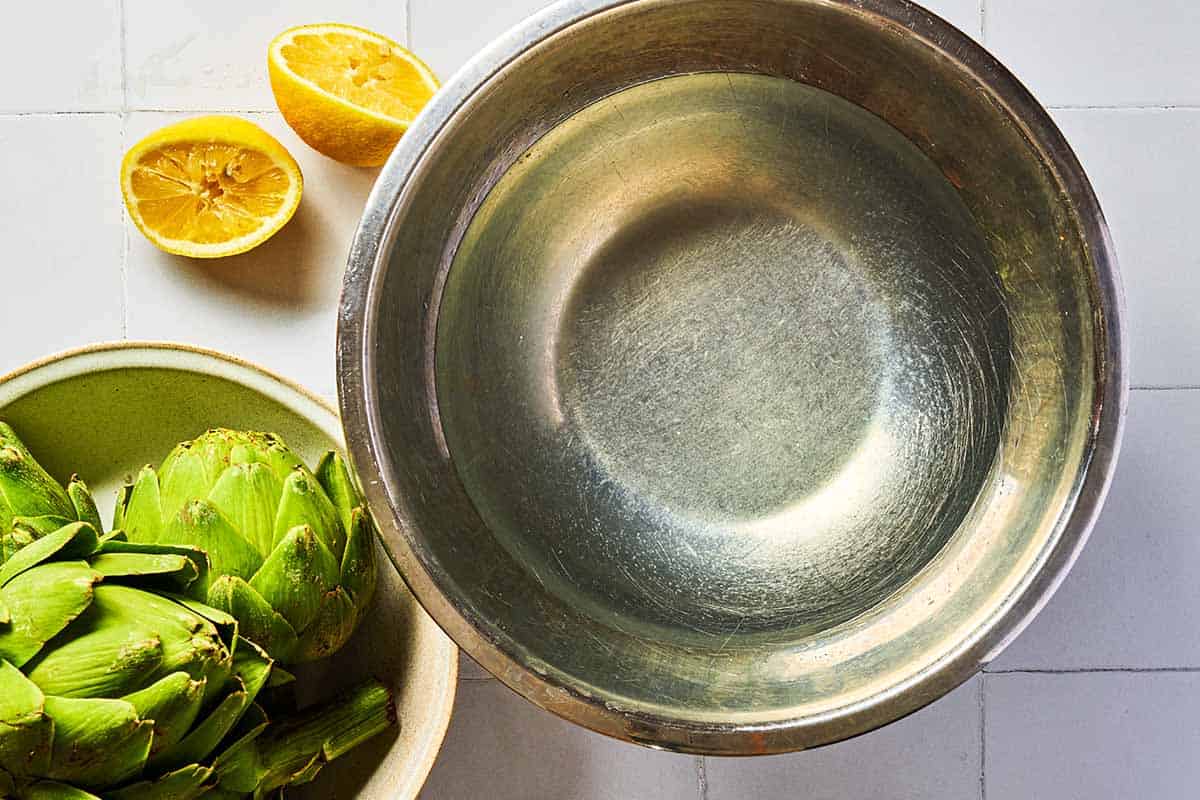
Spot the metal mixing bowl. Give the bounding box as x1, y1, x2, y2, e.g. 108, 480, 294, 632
338, 0, 1126, 754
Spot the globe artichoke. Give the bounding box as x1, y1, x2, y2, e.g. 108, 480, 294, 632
114, 430, 377, 665
0, 521, 395, 800
0, 422, 102, 565
0, 520, 271, 798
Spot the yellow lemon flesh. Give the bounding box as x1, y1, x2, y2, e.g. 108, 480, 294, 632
121, 116, 303, 258
269, 23, 439, 167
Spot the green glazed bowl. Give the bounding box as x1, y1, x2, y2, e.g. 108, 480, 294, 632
0, 341, 458, 800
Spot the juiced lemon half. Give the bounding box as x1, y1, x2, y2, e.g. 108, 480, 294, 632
121, 116, 303, 258
269, 23, 439, 167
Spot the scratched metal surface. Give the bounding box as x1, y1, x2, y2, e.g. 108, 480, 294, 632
338, 0, 1125, 754
438, 74, 1009, 642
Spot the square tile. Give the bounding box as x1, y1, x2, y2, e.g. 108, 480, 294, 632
924, 0, 983, 40
419, 680, 700, 800
0, 115, 124, 373
410, 0, 553, 80
1051, 109, 1200, 388
0, 2, 121, 111
125, 0, 409, 110
123, 112, 376, 400
986, 672, 1200, 799
990, 390, 1200, 670
986, 0, 1200, 106
457, 650, 494, 681
705, 678, 981, 800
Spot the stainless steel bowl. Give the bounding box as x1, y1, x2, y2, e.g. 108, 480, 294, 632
339, 0, 1126, 754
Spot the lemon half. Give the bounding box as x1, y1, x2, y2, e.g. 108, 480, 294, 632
121, 116, 303, 258
269, 23, 440, 167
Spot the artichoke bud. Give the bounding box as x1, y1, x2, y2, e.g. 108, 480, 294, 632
117, 429, 379, 664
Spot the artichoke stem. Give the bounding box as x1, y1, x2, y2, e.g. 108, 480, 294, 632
252, 679, 395, 793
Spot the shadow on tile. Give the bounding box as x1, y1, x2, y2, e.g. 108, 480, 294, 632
169, 185, 366, 311
704, 678, 982, 800
419, 680, 699, 800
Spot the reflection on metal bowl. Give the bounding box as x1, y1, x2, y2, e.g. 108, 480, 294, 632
339, 0, 1126, 755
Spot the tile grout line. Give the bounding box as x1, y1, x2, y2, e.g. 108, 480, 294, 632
118, 0, 128, 110
696, 756, 708, 800
979, 0, 986, 44
1048, 104, 1200, 111
1131, 384, 1200, 391
120, 115, 130, 340
0, 109, 280, 117
406, 0, 414, 46
985, 666, 1200, 674
118, 0, 129, 340
978, 676, 987, 800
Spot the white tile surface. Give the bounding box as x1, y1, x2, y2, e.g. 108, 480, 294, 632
1051, 109, 1200, 388
987, 0, 1200, 106
991, 390, 1200, 670
0, 115, 124, 373
986, 673, 1200, 799
5, 1, 1197, 797
123, 112, 375, 400
704, 679, 982, 800
418, 680, 700, 800
410, 0, 553, 79
125, 0, 410, 110
0, 2, 122, 111
924, 0, 983, 39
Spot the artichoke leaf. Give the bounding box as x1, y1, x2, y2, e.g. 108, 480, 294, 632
105, 763, 215, 800
0, 424, 75, 531
66, 480, 102, 535
251, 525, 338, 636
206, 577, 297, 666
340, 507, 378, 613
18, 781, 104, 800
314, 451, 362, 545
1, 530, 35, 569
25, 585, 231, 701
0, 660, 52, 778
42, 695, 153, 787
117, 466, 165, 544
0, 562, 99, 669
89, 552, 198, 588
207, 462, 281, 558
144, 636, 271, 774
162, 501, 260, 596
0, 523, 100, 588
158, 450, 211, 530
121, 672, 205, 758
294, 588, 356, 663
11, 516, 74, 540
272, 470, 345, 563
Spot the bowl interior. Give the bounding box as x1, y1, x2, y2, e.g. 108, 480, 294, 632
354, 0, 1116, 751
0, 344, 457, 798
438, 72, 1010, 642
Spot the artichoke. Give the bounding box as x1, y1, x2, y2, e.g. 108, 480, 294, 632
0, 522, 395, 800
0, 422, 102, 564
115, 430, 377, 665
0, 521, 271, 798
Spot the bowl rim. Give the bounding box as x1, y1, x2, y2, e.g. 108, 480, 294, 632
0, 339, 460, 795
338, 0, 1128, 754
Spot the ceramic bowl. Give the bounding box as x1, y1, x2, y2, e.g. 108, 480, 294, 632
0, 341, 458, 799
